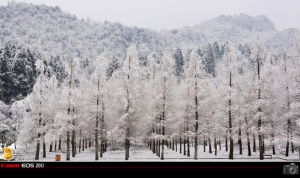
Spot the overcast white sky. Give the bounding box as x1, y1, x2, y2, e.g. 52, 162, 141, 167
0, 0, 299, 30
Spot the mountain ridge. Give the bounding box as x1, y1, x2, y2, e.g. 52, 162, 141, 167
0, 2, 299, 62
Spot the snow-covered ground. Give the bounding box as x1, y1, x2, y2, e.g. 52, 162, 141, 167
5, 146, 299, 162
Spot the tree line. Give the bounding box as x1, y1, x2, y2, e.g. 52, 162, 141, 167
18, 43, 300, 160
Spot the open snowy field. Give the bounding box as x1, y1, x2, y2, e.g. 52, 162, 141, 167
6, 146, 299, 162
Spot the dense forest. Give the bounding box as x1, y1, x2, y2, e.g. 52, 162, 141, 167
13, 43, 300, 161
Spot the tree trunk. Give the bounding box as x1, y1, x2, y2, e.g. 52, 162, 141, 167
247, 133, 251, 156
214, 136, 217, 155
187, 137, 190, 157
253, 134, 256, 152
54, 140, 57, 152
102, 140, 105, 154
35, 140, 40, 160
156, 139, 159, 156
49, 143, 53, 152
100, 140, 103, 157
286, 119, 291, 157
262, 137, 265, 154
229, 136, 234, 159
158, 139, 160, 157
82, 138, 85, 151
161, 115, 165, 160
179, 137, 182, 153
285, 138, 290, 157
42, 140, 46, 158
225, 134, 228, 152
58, 136, 61, 150
258, 119, 264, 160
208, 137, 212, 154
1, 134, 4, 148
104, 140, 107, 153
194, 136, 198, 160
245, 117, 251, 156
104, 140, 106, 153
291, 129, 294, 153
150, 138, 152, 152
155, 139, 158, 156
66, 131, 70, 161
75, 141, 77, 155
238, 126, 242, 155
85, 138, 88, 149
79, 139, 81, 153
79, 130, 81, 153
175, 137, 178, 152
152, 138, 155, 153
272, 142, 276, 155
72, 130, 75, 157
161, 139, 165, 160
127, 139, 130, 159
228, 103, 233, 159
95, 115, 99, 160
204, 138, 206, 152
172, 138, 175, 150
125, 112, 130, 161
125, 138, 130, 160
183, 137, 186, 156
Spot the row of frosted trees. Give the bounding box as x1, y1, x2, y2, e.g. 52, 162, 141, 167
148, 45, 300, 160
18, 44, 300, 160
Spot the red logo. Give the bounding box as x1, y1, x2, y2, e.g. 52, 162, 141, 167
0, 164, 20, 168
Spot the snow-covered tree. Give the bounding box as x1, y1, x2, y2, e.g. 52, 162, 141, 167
215, 45, 242, 159
88, 57, 109, 160
18, 59, 49, 160
184, 49, 205, 159
114, 45, 144, 160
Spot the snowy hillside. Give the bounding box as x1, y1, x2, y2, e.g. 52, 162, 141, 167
1, 2, 300, 61
172, 14, 275, 45
0, 2, 167, 62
